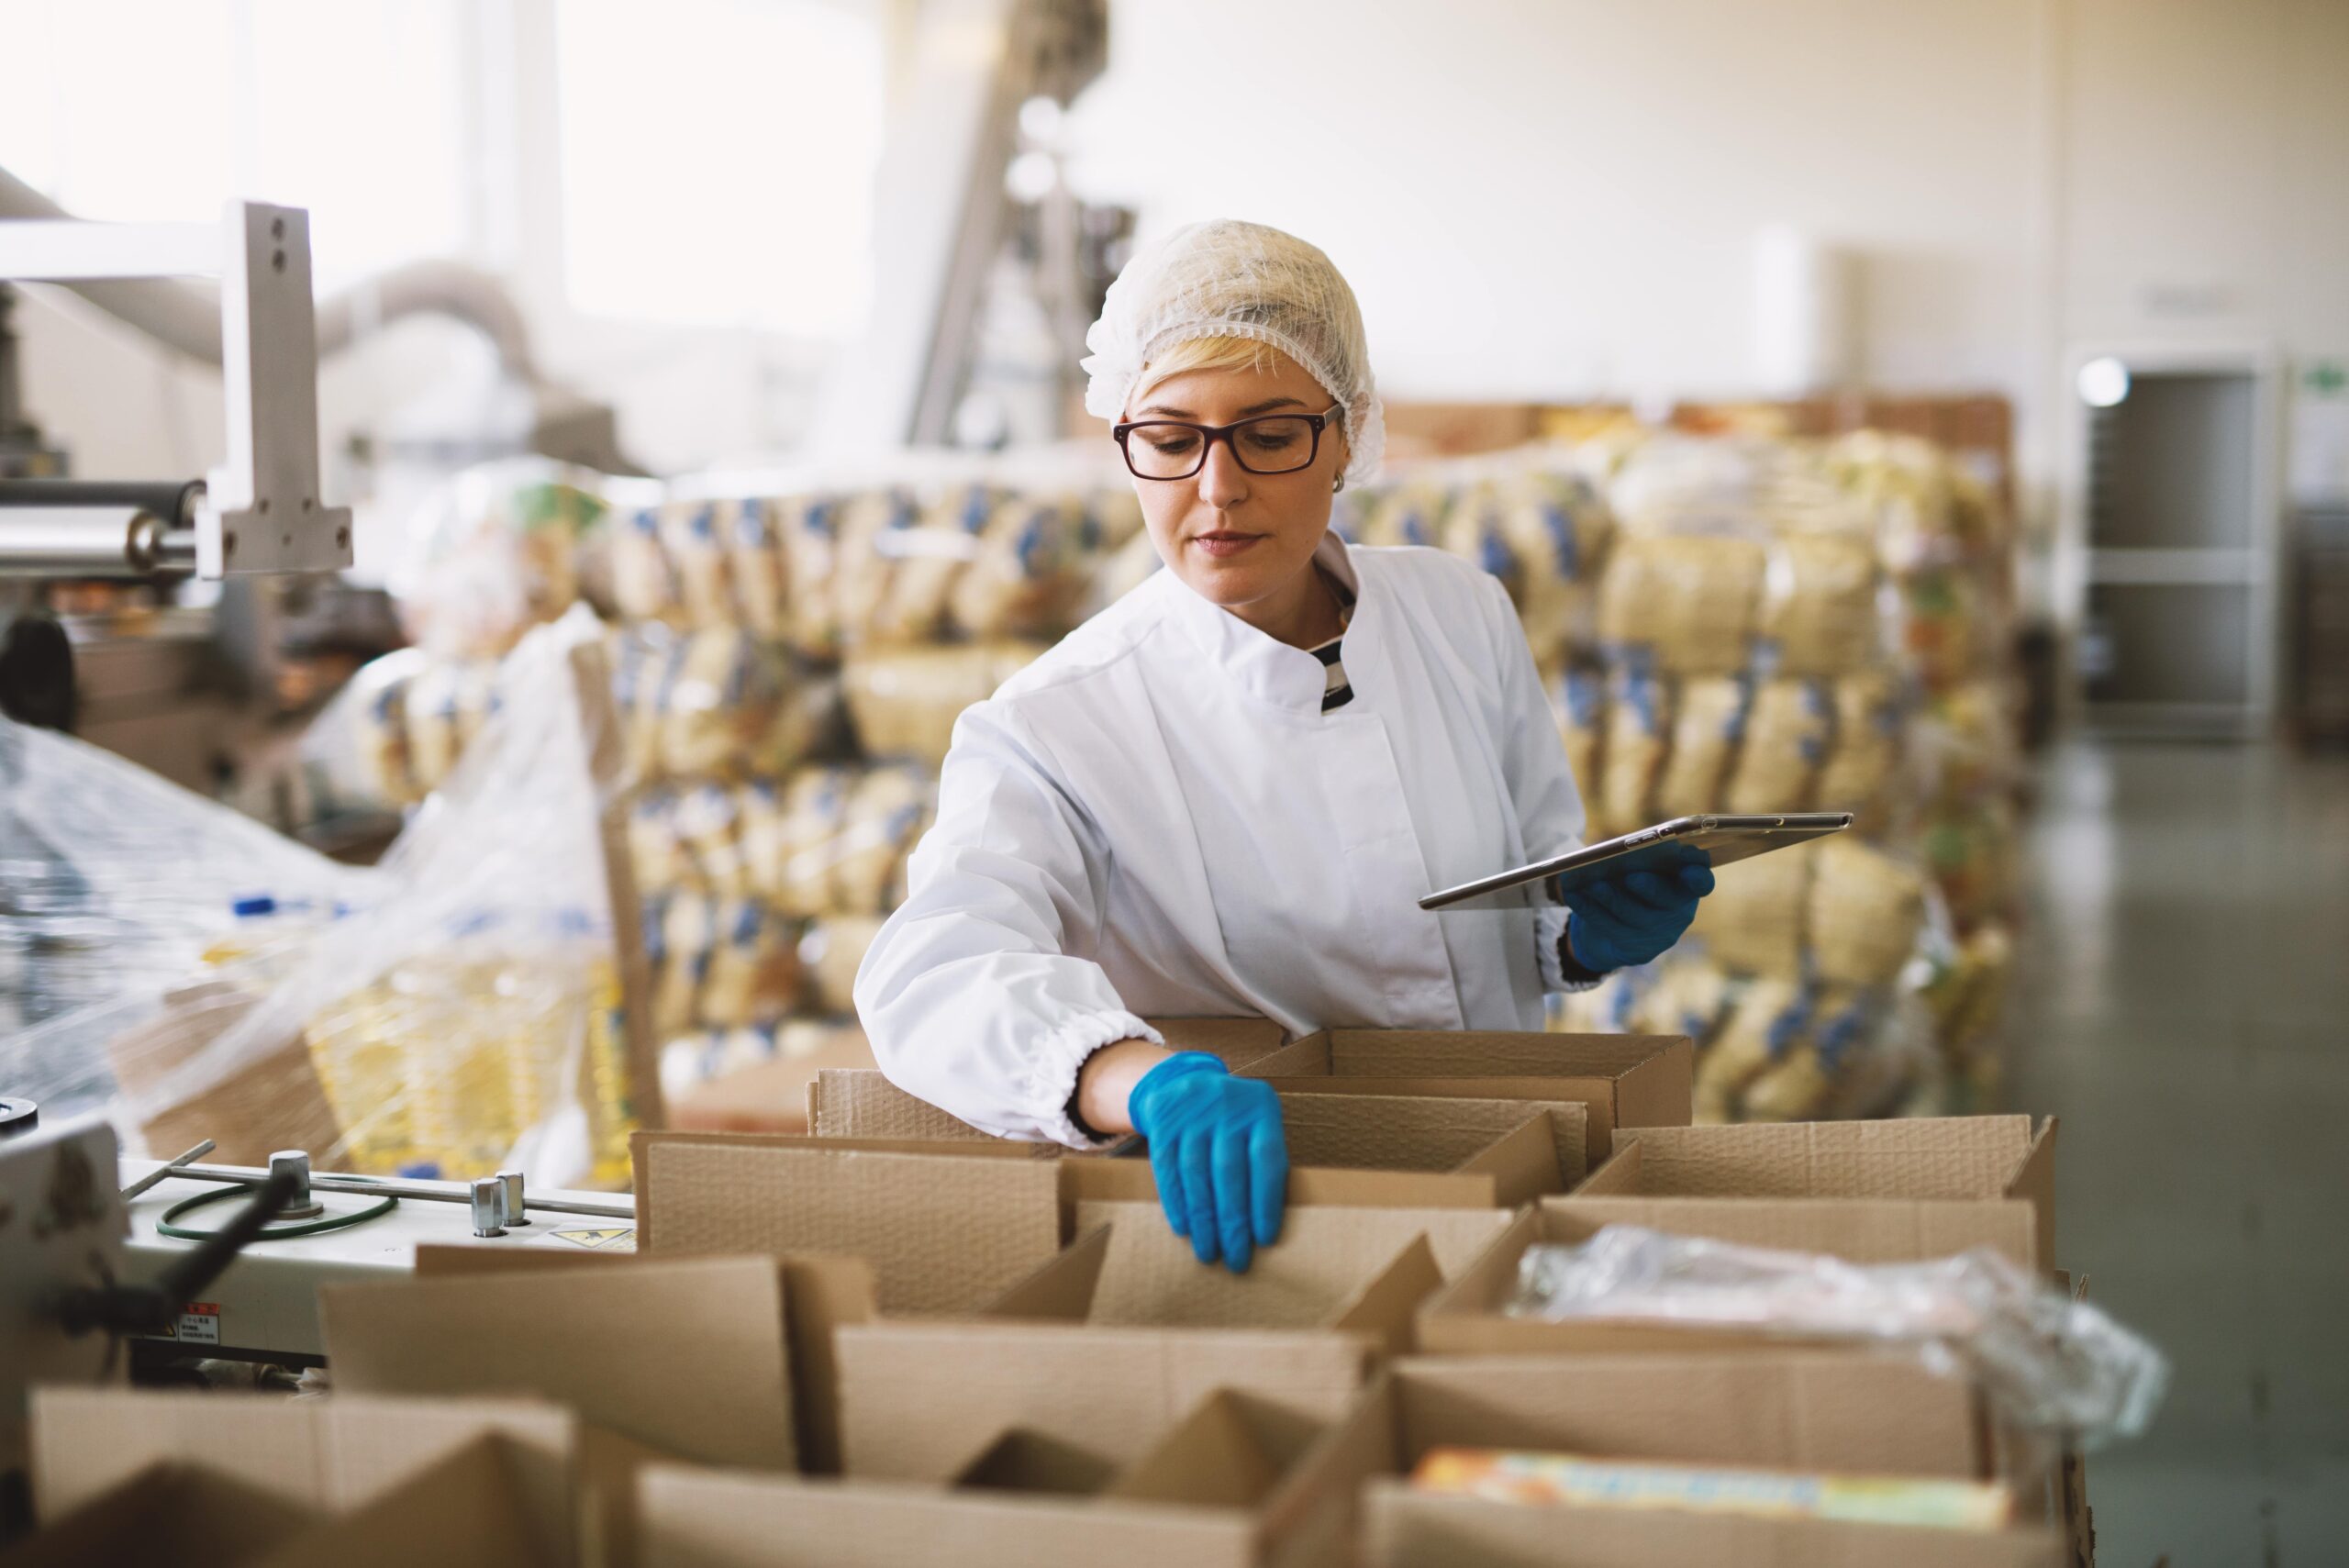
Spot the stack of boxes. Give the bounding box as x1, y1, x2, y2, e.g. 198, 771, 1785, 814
9, 1025, 2108, 1567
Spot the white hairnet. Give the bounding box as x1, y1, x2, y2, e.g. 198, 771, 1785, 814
1083, 219, 1385, 485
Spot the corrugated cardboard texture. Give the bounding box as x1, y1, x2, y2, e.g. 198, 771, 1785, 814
1108, 1389, 1331, 1512
1609, 1117, 2038, 1199
636, 1464, 1260, 1568
808, 1018, 1286, 1141
835, 1321, 1370, 1480
29, 1387, 574, 1550
950, 1429, 1119, 1496
320, 1256, 796, 1470
1545, 1195, 2041, 1269
1386, 1353, 1984, 1478
408, 1245, 878, 1478
8, 1465, 317, 1568
250, 1435, 555, 1568
1062, 1155, 1512, 1212
1240, 1030, 1692, 1166
1281, 1095, 1582, 1186
633, 1132, 1063, 1314
1364, 1485, 2065, 1568
1074, 1201, 1511, 1309
673, 1032, 879, 1134
1069, 1202, 1492, 1329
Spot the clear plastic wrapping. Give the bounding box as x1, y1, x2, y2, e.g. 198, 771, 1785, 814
387, 458, 613, 661
2, 610, 644, 1186
1506, 1225, 2169, 1450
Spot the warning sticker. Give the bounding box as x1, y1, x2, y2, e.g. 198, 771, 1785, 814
549, 1228, 633, 1249
174, 1302, 221, 1345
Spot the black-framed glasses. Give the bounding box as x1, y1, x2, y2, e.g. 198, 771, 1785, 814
1112, 406, 1341, 480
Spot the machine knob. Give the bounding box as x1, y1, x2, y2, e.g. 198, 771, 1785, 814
469, 1176, 507, 1239
268, 1149, 325, 1220
496, 1170, 529, 1226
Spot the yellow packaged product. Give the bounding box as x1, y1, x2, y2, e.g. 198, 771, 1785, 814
662, 500, 736, 628
782, 495, 844, 660
1693, 976, 1809, 1123
833, 488, 920, 646
677, 781, 751, 897
1552, 666, 1607, 814
1597, 534, 1765, 674
1816, 673, 1904, 818
1628, 953, 1735, 1045
1652, 675, 1748, 820
831, 765, 931, 915
1595, 667, 1671, 840
1723, 677, 1833, 815
874, 484, 992, 645
1807, 836, 1928, 988
401, 660, 467, 795
628, 787, 693, 896
1408, 1449, 2010, 1530
698, 896, 800, 1029
841, 641, 1041, 768
350, 652, 420, 806
1687, 839, 1809, 980
771, 764, 854, 917
725, 497, 792, 641
649, 894, 715, 1040
952, 495, 1090, 640
1762, 533, 1881, 676
799, 913, 887, 1016
611, 504, 682, 624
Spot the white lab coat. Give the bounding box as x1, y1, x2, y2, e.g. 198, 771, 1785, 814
853, 532, 1587, 1147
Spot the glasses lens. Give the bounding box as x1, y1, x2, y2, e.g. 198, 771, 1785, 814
1232, 416, 1318, 474
1126, 424, 1205, 479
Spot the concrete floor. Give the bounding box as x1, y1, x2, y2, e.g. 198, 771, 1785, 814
2007, 738, 2349, 1568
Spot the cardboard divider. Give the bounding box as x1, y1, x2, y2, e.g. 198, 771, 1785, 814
835, 1204, 1507, 1480
251, 1435, 562, 1568
807, 1017, 1290, 1140
1419, 1117, 2058, 1355
407, 1244, 876, 1479
630, 1130, 1063, 1315
948, 1429, 1121, 1496
1235, 1029, 1692, 1166
1280, 1361, 2060, 1568
3, 1463, 318, 1568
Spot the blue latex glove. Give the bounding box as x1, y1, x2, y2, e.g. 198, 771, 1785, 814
1561, 847, 1716, 974
1127, 1051, 1287, 1273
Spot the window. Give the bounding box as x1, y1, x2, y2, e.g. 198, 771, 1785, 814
554, 0, 886, 339
0, 0, 471, 292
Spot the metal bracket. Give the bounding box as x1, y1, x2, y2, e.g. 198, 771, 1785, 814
0, 201, 352, 579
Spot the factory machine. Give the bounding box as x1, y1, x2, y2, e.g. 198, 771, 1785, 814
0, 206, 635, 1534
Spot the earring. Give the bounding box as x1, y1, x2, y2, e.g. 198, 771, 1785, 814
1331, 474, 1346, 495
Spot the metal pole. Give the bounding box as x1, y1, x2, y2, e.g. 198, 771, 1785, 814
158, 1161, 635, 1220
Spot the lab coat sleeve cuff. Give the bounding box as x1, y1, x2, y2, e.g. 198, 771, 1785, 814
1538, 906, 1603, 994
1020, 1010, 1165, 1151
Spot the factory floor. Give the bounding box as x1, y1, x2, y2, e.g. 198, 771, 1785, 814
2006, 736, 2349, 1568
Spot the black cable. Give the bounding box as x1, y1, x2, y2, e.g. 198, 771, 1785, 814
50, 1169, 299, 1337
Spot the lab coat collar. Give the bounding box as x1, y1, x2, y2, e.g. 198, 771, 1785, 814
1160, 531, 1371, 713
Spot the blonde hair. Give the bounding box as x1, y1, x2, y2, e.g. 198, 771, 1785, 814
1129, 335, 1291, 414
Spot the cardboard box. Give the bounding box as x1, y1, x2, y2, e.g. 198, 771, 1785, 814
1236, 1029, 1693, 1166
630, 1130, 1063, 1315
807, 1016, 1289, 1140
1282, 1359, 2059, 1568
1418, 1116, 2059, 1356
635, 1385, 1348, 1568
1059, 1103, 1586, 1214
6, 1436, 566, 1568
102, 982, 342, 1169
835, 1203, 1509, 1480
22, 1388, 576, 1567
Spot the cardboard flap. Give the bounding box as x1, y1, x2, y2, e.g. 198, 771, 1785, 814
1104, 1389, 1322, 1509
810, 1070, 996, 1141
1415, 1207, 1539, 1326
29, 1387, 576, 1552
1365, 1485, 2065, 1568
1328, 1234, 1446, 1356
1061, 1151, 1507, 1211
1386, 1352, 1986, 1478
1453, 1110, 1584, 1206
1235, 1031, 1335, 1077
1543, 1194, 2042, 1270
1573, 1140, 1645, 1196
1321, 1029, 1687, 1079
320, 1256, 796, 1470
1610, 1117, 2040, 1200
632, 1131, 1063, 1314
11, 1463, 318, 1568
250, 1436, 555, 1568
979, 1225, 1111, 1321
1071, 1203, 1507, 1329
1280, 1094, 1564, 1174
950, 1429, 1119, 1496
1151, 1015, 1291, 1068
2009, 1118, 2060, 1271
834, 1321, 1372, 1481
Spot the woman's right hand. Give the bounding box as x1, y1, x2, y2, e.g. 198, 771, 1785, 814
1117, 1051, 1288, 1273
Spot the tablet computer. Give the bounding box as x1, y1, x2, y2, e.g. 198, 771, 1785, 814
1419, 811, 1854, 912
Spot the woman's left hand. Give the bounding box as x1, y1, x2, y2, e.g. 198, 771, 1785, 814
1561, 850, 1716, 974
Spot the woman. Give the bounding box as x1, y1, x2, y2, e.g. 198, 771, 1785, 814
856, 220, 1712, 1272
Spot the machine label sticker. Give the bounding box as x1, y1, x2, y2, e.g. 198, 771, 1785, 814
549, 1228, 633, 1249
174, 1302, 222, 1345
